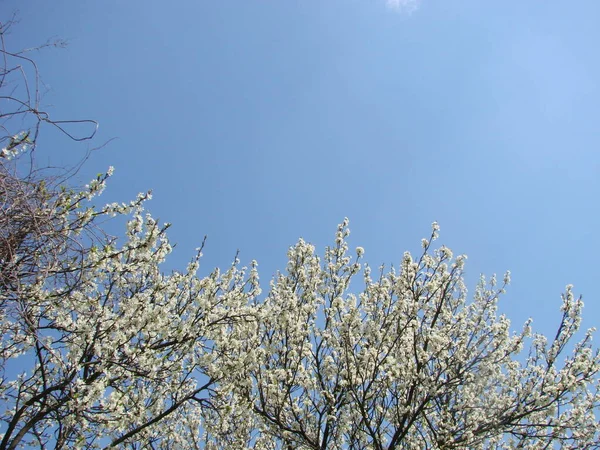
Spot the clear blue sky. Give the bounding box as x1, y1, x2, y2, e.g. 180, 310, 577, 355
4, 0, 599, 337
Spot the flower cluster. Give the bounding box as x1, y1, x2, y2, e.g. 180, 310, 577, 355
1, 161, 598, 448
0, 162, 260, 448
218, 221, 600, 449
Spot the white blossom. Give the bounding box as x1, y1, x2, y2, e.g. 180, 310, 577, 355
2, 161, 599, 449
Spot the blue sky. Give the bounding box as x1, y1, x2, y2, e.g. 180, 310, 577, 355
4, 0, 599, 337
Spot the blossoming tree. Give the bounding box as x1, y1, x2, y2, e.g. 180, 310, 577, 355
0, 152, 264, 448
220, 221, 600, 449
0, 20, 259, 447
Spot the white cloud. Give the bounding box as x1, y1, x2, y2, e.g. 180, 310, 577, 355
386, 0, 420, 12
